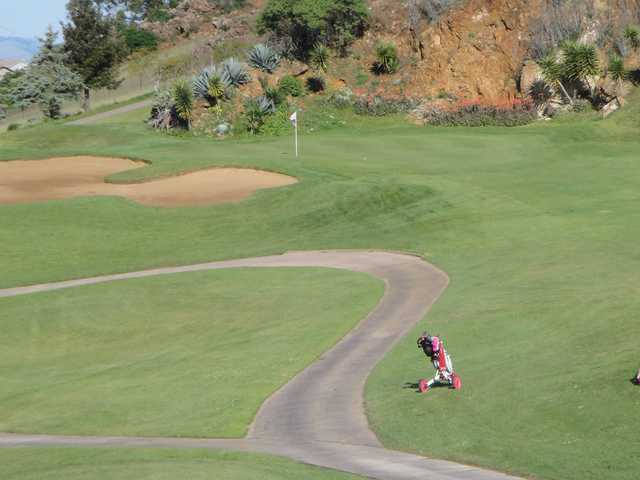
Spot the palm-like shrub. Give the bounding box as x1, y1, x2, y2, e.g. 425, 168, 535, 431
221, 58, 251, 87
372, 42, 400, 74
278, 75, 305, 97
562, 42, 599, 81
528, 79, 554, 108
608, 54, 627, 82
173, 79, 194, 129
193, 66, 229, 105
248, 44, 280, 73
309, 43, 330, 72
243, 96, 275, 133
624, 25, 640, 50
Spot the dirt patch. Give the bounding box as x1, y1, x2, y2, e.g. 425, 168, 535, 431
0, 156, 298, 207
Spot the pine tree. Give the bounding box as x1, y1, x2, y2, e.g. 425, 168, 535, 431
9, 27, 84, 119
63, 0, 126, 111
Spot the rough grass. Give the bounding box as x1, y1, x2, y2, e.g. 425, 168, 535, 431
0, 268, 382, 437
0, 448, 365, 480
1, 88, 640, 479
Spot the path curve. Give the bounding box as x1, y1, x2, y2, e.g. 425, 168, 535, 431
0, 251, 520, 480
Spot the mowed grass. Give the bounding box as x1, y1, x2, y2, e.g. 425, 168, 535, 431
0, 268, 383, 436
1, 91, 640, 478
0, 448, 365, 480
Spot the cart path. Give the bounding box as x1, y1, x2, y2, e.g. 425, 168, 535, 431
0, 251, 521, 480
67, 99, 152, 125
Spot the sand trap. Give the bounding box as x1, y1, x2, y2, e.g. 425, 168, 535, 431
0, 156, 298, 207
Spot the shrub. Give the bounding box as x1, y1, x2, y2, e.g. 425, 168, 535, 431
608, 54, 627, 82
193, 66, 230, 106
309, 43, 330, 71
624, 24, 640, 50
243, 96, 275, 133
260, 76, 287, 106
328, 87, 355, 108
261, 103, 293, 135
306, 76, 326, 93
121, 26, 158, 52
173, 79, 194, 129
257, 0, 369, 58
220, 58, 251, 87
372, 42, 400, 75
419, 98, 537, 126
353, 96, 419, 116
7, 123, 20, 131
149, 88, 177, 130
278, 75, 305, 97
528, 79, 554, 108
248, 44, 280, 73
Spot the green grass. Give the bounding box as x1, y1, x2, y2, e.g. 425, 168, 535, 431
0, 448, 365, 480
1, 87, 640, 479
0, 268, 382, 437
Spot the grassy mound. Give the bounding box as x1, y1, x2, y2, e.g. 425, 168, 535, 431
0, 268, 382, 437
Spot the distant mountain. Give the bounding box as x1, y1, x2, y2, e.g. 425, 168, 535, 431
0, 36, 39, 61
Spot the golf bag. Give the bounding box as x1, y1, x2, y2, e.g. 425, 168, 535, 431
417, 334, 461, 393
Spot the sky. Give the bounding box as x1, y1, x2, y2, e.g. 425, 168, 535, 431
0, 0, 69, 39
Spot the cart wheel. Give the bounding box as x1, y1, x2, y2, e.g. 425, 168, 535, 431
418, 379, 429, 393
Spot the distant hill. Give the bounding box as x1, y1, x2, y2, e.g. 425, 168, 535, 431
0, 36, 38, 61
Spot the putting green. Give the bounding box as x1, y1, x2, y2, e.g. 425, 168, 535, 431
0, 268, 383, 437
0, 448, 365, 480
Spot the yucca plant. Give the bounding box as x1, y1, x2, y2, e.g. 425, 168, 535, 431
562, 42, 599, 82
538, 54, 573, 105
608, 54, 627, 82
193, 66, 229, 106
528, 79, 554, 108
309, 43, 330, 72
248, 44, 280, 73
624, 24, 640, 50
173, 79, 194, 129
221, 58, 251, 87
372, 42, 400, 75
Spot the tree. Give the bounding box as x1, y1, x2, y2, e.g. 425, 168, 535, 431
9, 27, 84, 119
257, 0, 369, 59
63, 0, 126, 111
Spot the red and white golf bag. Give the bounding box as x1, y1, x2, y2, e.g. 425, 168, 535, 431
417, 334, 461, 393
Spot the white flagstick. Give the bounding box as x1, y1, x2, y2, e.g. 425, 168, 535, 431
289, 111, 298, 158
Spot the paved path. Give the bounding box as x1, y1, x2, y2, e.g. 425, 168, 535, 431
67, 99, 152, 126
0, 251, 521, 480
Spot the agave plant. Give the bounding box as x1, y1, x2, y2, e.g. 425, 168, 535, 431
193, 66, 229, 106
221, 58, 251, 87
608, 54, 627, 82
173, 79, 194, 129
248, 44, 280, 73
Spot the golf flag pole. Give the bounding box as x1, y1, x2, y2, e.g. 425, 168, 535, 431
290, 111, 298, 157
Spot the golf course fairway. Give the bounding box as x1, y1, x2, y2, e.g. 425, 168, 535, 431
1, 89, 639, 479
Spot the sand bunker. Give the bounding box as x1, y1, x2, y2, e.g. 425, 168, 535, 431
0, 156, 298, 207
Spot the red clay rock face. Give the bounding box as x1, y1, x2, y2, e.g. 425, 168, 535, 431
408, 0, 543, 100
